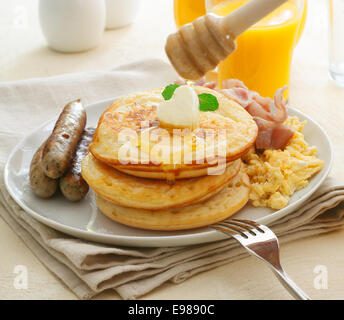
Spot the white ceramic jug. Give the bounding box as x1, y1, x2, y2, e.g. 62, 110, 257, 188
105, 0, 140, 29
39, 0, 106, 53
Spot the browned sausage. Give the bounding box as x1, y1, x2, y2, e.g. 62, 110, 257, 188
30, 142, 58, 198
42, 100, 86, 179
59, 128, 95, 201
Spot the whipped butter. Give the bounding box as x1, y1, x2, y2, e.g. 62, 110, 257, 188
157, 86, 199, 129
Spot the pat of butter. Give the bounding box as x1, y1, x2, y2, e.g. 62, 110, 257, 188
157, 86, 199, 129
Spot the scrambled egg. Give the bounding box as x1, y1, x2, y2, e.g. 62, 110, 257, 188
242, 116, 324, 210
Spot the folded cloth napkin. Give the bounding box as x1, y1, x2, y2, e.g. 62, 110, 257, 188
1, 59, 344, 300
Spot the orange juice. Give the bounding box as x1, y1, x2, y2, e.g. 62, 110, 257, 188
174, 0, 206, 28
212, 0, 306, 98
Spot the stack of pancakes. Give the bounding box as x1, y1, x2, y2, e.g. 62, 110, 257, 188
81, 86, 258, 230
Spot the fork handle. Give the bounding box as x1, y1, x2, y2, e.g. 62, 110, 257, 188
271, 269, 311, 300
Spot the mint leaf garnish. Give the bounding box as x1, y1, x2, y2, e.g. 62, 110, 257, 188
162, 84, 180, 100
198, 93, 219, 111
162, 85, 219, 112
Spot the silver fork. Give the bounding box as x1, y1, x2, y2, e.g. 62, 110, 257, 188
210, 218, 311, 300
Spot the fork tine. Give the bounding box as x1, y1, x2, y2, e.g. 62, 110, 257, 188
212, 222, 247, 238
218, 222, 247, 234
231, 218, 265, 233
231, 218, 259, 227
211, 224, 237, 237
221, 220, 257, 236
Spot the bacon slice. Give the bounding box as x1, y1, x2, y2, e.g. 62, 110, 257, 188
221, 87, 251, 107
272, 86, 288, 123
220, 80, 293, 150
222, 79, 247, 89
194, 77, 217, 89
254, 117, 294, 150
221, 79, 252, 107
271, 123, 294, 150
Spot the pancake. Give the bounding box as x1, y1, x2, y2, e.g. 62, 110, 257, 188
81, 152, 241, 210
95, 170, 250, 231
90, 86, 257, 179
115, 161, 233, 180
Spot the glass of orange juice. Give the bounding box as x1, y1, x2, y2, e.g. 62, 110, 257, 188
206, 0, 307, 98
174, 0, 206, 29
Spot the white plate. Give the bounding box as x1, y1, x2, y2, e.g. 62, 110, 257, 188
4, 98, 333, 247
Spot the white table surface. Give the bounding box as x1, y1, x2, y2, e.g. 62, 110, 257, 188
1, 0, 344, 300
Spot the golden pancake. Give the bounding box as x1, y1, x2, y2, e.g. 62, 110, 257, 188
81, 152, 241, 210
95, 170, 250, 231
90, 86, 257, 179
115, 162, 232, 180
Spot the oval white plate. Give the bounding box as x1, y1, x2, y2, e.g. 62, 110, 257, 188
4, 98, 333, 247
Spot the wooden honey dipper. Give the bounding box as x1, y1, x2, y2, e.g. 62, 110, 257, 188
165, 0, 288, 80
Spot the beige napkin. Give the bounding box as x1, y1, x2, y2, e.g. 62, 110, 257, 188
0, 58, 344, 300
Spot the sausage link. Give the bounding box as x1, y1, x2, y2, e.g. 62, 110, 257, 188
59, 128, 95, 201
42, 100, 86, 179
30, 142, 58, 198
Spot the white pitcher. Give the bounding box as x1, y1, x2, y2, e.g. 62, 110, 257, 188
39, 0, 106, 53
105, 0, 140, 29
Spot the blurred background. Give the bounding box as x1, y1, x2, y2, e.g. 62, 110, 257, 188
0, 0, 327, 89
0, 0, 175, 82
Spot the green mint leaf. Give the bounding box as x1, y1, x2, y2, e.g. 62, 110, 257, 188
198, 93, 219, 111
162, 84, 180, 100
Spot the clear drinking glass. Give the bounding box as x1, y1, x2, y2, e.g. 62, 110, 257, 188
206, 0, 307, 98
328, 0, 344, 86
